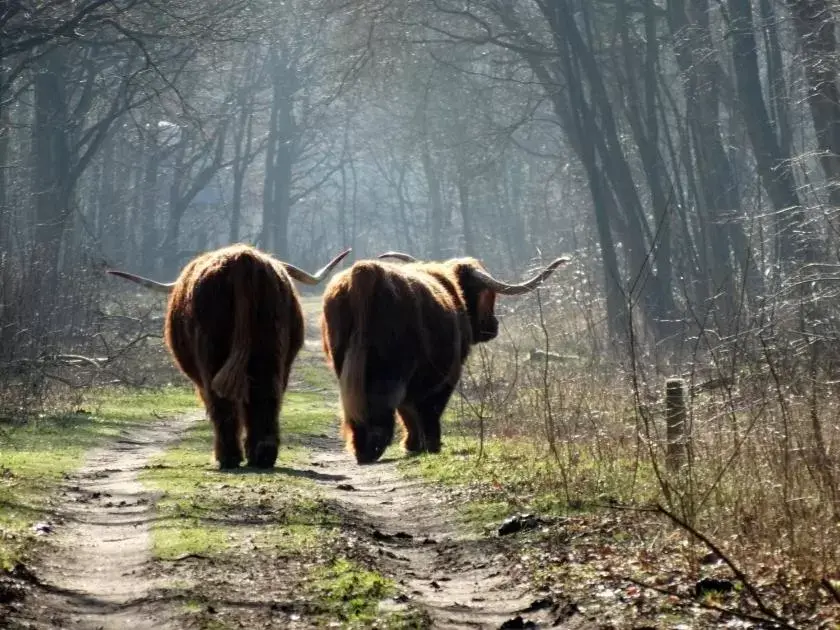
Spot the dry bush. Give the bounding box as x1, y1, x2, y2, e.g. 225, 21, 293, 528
449, 266, 840, 587
0, 250, 182, 417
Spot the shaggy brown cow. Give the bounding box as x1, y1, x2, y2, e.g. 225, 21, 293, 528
108, 244, 350, 469
320, 252, 569, 464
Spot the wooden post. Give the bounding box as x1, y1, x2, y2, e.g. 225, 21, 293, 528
665, 378, 688, 471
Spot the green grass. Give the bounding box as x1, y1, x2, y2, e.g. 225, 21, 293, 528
308, 558, 395, 623
281, 389, 335, 436
398, 433, 658, 531
0, 386, 197, 570
305, 558, 430, 628
85, 385, 199, 422
292, 360, 340, 392
142, 390, 339, 560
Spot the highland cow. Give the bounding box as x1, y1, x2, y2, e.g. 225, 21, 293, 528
108, 244, 350, 469
320, 252, 569, 464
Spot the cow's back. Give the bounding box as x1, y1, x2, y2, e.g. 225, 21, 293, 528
165, 245, 301, 388
322, 261, 467, 389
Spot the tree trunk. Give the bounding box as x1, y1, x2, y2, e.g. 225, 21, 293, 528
760, 0, 793, 160
261, 88, 278, 252
96, 135, 116, 244
726, 0, 807, 262
31, 50, 72, 289
457, 174, 476, 257
785, 0, 840, 207
140, 131, 160, 273
0, 75, 8, 256
230, 161, 244, 244
230, 93, 256, 244
617, 0, 675, 314
395, 164, 417, 253
261, 47, 295, 259
667, 0, 751, 322
547, 1, 678, 338
421, 142, 445, 258
270, 143, 292, 259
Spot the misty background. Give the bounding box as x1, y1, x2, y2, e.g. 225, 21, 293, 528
3, 0, 840, 382
6, 2, 840, 606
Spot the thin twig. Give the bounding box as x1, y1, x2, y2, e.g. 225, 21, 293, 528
655, 503, 794, 628
821, 578, 840, 605
622, 575, 795, 629
161, 553, 210, 562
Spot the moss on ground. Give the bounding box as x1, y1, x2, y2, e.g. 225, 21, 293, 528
304, 558, 430, 628
308, 558, 395, 622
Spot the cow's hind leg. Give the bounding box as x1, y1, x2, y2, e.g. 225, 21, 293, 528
208, 393, 243, 469
412, 384, 455, 454
243, 356, 280, 469
197, 337, 243, 469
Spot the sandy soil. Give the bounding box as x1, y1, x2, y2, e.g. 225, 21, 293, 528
305, 435, 561, 629
8, 414, 199, 630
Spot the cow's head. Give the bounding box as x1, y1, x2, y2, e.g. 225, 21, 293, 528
377, 252, 570, 345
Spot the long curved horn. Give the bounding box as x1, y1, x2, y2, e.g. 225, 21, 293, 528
472, 256, 571, 296
282, 248, 352, 285
377, 251, 418, 262
106, 270, 175, 294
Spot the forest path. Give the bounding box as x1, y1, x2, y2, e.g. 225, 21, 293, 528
297, 297, 558, 628
303, 433, 559, 629
9, 295, 562, 628
21, 413, 197, 630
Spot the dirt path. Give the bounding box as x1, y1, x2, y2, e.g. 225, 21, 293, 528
304, 435, 558, 629
9, 326, 560, 627
300, 312, 560, 628
11, 408, 561, 629
21, 413, 198, 630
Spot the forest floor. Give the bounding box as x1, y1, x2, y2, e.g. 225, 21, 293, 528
2, 302, 838, 629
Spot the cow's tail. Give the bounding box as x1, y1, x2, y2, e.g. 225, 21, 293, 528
339, 262, 379, 427
211, 257, 253, 402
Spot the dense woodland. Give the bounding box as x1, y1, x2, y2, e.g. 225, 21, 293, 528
3, 0, 840, 606
3, 1, 840, 343
5, 1, 840, 357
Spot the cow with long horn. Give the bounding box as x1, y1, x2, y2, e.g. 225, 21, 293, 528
320, 252, 570, 464
107, 244, 351, 469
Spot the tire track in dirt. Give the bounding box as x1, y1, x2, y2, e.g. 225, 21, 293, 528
16, 413, 199, 630
304, 435, 559, 629
295, 299, 560, 629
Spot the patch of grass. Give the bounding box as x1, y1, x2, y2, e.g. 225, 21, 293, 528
281, 390, 335, 439
399, 434, 657, 531
183, 599, 205, 613
153, 517, 230, 561
142, 390, 340, 560
379, 609, 434, 630
84, 385, 199, 422
306, 558, 430, 628
459, 500, 513, 528
0, 386, 196, 570
291, 360, 339, 392
308, 558, 395, 624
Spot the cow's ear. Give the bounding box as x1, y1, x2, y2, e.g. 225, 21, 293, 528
477, 288, 496, 318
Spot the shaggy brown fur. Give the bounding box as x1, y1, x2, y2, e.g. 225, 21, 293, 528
321, 258, 504, 464
110, 244, 349, 469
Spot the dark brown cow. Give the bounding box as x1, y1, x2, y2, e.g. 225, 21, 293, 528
320, 252, 569, 464
107, 244, 350, 469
